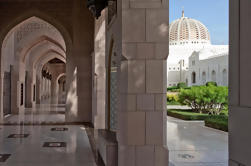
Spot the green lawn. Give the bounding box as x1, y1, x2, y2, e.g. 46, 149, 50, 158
167, 109, 228, 132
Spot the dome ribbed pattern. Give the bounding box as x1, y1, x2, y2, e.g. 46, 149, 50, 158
169, 12, 211, 45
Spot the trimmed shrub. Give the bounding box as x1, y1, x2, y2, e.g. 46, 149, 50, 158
177, 82, 187, 89
167, 109, 209, 120
167, 86, 178, 91
205, 115, 228, 132
206, 81, 217, 86
167, 94, 179, 102
178, 84, 228, 115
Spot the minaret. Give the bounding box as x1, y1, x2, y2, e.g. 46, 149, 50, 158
182, 9, 184, 17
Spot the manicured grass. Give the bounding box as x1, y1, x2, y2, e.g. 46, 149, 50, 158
205, 116, 228, 132
167, 109, 209, 120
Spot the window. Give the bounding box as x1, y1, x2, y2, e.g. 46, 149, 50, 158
211, 70, 216, 82
192, 61, 195, 66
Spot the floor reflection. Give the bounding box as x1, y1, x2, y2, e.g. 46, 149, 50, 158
2, 102, 65, 125
167, 116, 228, 166
0, 125, 96, 166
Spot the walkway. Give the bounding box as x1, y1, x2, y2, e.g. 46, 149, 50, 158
167, 116, 228, 166
0, 104, 97, 166
3, 104, 65, 125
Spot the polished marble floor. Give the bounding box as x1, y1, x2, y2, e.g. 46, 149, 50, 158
3, 104, 65, 125
167, 116, 228, 166
0, 125, 96, 166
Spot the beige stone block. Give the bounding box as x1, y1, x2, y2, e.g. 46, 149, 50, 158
120, 61, 128, 94
130, 1, 162, 9
118, 146, 135, 166
137, 94, 154, 111
122, 9, 146, 42
146, 60, 166, 93
121, 94, 137, 111
122, 0, 130, 9
130, 0, 160, 2
156, 43, 169, 60
137, 43, 155, 59
118, 112, 146, 145
154, 146, 169, 166
127, 112, 146, 145
128, 60, 145, 93
229, 160, 239, 166
135, 145, 154, 166
146, 9, 169, 42
146, 111, 164, 145
163, 114, 167, 146
155, 94, 166, 111
127, 94, 137, 111
123, 43, 137, 60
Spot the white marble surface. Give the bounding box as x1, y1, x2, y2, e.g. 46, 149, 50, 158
167, 116, 228, 166
0, 125, 96, 166
3, 104, 65, 124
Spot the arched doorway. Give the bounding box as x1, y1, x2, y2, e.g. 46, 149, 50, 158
211, 70, 216, 82
202, 71, 206, 85
222, 69, 227, 86
192, 71, 196, 84
0, 16, 68, 124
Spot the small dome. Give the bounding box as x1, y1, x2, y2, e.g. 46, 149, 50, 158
169, 11, 211, 46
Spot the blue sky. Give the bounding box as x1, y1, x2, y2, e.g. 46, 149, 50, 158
170, 0, 229, 45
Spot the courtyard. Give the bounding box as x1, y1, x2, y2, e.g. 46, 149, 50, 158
167, 116, 228, 166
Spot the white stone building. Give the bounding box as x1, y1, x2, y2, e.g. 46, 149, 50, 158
187, 49, 228, 86
167, 11, 228, 87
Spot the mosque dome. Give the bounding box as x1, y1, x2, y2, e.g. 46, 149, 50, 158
169, 11, 211, 46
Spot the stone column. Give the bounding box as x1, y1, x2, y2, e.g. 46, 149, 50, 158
229, 0, 251, 165
36, 76, 41, 104
41, 77, 44, 101
50, 77, 58, 104
0, 73, 4, 122
25, 72, 33, 108
118, 0, 169, 165
93, 11, 106, 129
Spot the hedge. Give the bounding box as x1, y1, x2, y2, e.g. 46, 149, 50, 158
167, 109, 209, 120
167, 109, 229, 132
205, 116, 228, 132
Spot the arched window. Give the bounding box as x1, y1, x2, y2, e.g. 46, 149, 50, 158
192, 72, 196, 84
211, 70, 216, 82
222, 69, 228, 86
202, 71, 206, 85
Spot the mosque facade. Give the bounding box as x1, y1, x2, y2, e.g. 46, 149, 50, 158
168, 11, 229, 87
